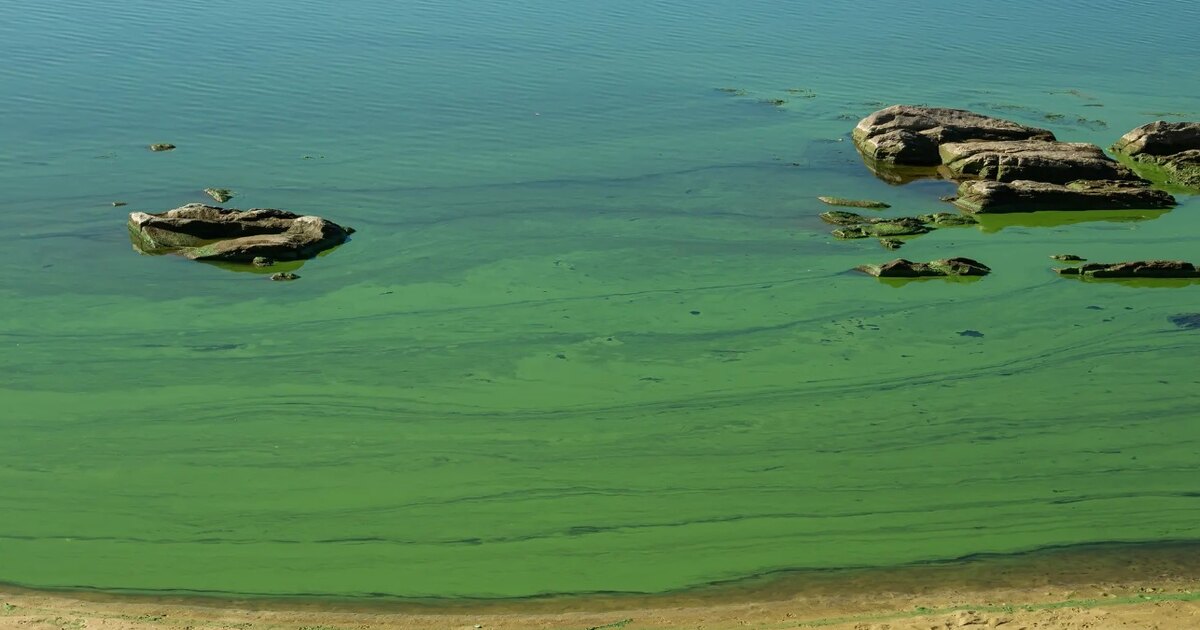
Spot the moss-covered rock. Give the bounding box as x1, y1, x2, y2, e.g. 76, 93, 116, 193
1055, 260, 1200, 279
939, 140, 1137, 184
916, 212, 978, 226
1051, 254, 1086, 262
148, 143, 176, 152
856, 257, 991, 278
817, 196, 890, 209
204, 188, 234, 203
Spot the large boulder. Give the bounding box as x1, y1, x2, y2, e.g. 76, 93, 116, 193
939, 140, 1137, 184
1111, 121, 1200, 189
1056, 260, 1200, 279
856, 257, 991, 278
128, 204, 352, 263
953, 179, 1176, 214
853, 105, 1055, 166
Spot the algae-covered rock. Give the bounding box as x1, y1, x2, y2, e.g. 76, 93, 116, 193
820, 210, 874, 225
1055, 260, 1200, 279
112, 201, 128, 207
856, 257, 991, 278
939, 140, 1137, 184
1112, 121, 1200, 189
269, 272, 300, 281
818, 196, 890, 209
879, 238, 904, 250
148, 143, 176, 152
833, 218, 931, 239
205, 188, 234, 203
915, 212, 978, 226
252, 256, 275, 267
1051, 254, 1086, 262
953, 179, 1175, 213
853, 105, 1055, 166
128, 204, 352, 264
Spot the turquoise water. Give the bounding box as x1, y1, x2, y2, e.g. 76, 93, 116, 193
1, 0, 1199, 600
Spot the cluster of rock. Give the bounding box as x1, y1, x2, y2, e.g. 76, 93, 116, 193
1111, 121, 1200, 189
844, 105, 1198, 280
128, 204, 353, 269
853, 105, 1181, 213
820, 210, 976, 248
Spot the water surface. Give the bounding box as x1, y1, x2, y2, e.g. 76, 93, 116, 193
1, 0, 1199, 599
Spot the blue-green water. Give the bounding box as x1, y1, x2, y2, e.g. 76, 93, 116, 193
1, 0, 1199, 600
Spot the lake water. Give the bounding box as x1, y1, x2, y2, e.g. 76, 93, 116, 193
1, 0, 1199, 600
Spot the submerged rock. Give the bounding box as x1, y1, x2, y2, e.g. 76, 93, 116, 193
939, 140, 1137, 184
204, 188, 234, 203
252, 256, 275, 267
1055, 260, 1200, 279
853, 105, 1054, 166
1168, 313, 1200, 329
817, 196, 890, 209
128, 204, 352, 263
269, 272, 300, 281
819, 210, 875, 225
111, 201, 128, 207
1112, 121, 1200, 189
1051, 254, 1086, 262
856, 257, 991, 278
148, 143, 176, 152
879, 237, 904, 250
953, 179, 1175, 213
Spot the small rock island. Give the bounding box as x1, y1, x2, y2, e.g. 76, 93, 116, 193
128, 204, 353, 263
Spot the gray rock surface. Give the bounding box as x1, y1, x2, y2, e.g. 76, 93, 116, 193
856, 257, 991, 278
128, 204, 351, 263
1112, 121, 1200, 189
939, 140, 1136, 184
853, 105, 1054, 166
953, 179, 1175, 214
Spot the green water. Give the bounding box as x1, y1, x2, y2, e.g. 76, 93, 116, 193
1, 0, 1199, 600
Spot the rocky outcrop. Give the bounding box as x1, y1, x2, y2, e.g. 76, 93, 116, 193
128, 204, 352, 263
939, 141, 1137, 184
953, 179, 1175, 214
1055, 260, 1200, 279
1112, 121, 1200, 189
821, 210, 976, 240
856, 257, 991, 278
853, 105, 1054, 166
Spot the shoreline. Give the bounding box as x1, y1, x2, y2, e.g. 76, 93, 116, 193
3, 542, 1200, 629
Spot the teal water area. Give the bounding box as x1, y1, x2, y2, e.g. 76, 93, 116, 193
1, 0, 1199, 600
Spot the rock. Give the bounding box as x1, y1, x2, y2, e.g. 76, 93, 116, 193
818, 196, 890, 209
204, 188, 234, 203
148, 143, 176, 152
820, 210, 874, 225
1051, 254, 1086, 262
759, 98, 787, 107
853, 105, 1055, 166
916, 212, 978, 226
1113, 120, 1200, 156
1168, 313, 1200, 329
834, 218, 931, 239
269, 272, 300, 281
958, 330, 985, 338
953, 179, 1175, 213
879, 238, 904, 250
1055, 260, 1200, 279
939, 140, 1137, 184
251, 256, 275, 267
856, 257, 991, 278
128, 203, 352, 263
112, 201, 128, 207
1112, 121, 1200, 188
939, 195, 958, 203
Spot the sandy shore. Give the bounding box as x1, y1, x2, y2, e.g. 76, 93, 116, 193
3, 544, 1199, 630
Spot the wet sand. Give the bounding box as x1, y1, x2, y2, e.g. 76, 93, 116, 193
3, 544, 1199, 629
